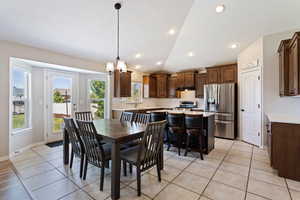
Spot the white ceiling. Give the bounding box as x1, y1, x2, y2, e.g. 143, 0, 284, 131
1, 0, 300, 72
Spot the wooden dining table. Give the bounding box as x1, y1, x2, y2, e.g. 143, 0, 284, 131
63, 119, 162, 200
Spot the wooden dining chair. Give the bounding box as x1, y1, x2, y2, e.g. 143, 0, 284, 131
132, 113, 150, 124
167, 113, 186, 155
120, 111, 134, 123
184, 114, 204, 160
63, 118, 85, 178
75, 111, 93, 121
120, 120, 167, 196
76, 120, 111, 191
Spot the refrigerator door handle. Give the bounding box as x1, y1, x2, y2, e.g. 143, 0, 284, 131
215, 120, 233, 124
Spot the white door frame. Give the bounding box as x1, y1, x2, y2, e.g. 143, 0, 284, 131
44, 70, 79, 143
239, 68, 263, 147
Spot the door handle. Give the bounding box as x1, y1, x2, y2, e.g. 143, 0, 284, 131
241, 109, 245, 112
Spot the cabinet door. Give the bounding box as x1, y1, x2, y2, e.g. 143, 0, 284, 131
220, 65, 237, 83
289, 41, 299, 96
168, 76, 177, 98
156, 75, 167, 98
149, 76, 157, 98
177, 73, 185, 89
207, 68, 220, 84
184, 72, 195, 88
279, 50, 285, 96
120, 72, 131, 97
195, 74, 207, 98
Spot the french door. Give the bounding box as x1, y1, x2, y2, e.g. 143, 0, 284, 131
45, 71, 78, 142
240, 69, 262, 146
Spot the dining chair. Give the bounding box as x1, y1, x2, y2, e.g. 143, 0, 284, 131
75, 111, 93, 121
120, 120, 167, 196
167, 113, 186, 155
132, 113, 150, 124
150, 111, 168, 142
76, 120, 111, 191
63, 118, 85, 178
184, 114, 204, 160
120, 111, 134, 123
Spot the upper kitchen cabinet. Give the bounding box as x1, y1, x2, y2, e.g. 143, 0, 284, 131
278, 39, 291, 96
288, 32, 300, 96
176, 72, 196, 88
143, 75, 157, 98
114, 70, 132, 97
155, 74, 168, 98
176, 73, 185, 89
168, 76, 178, 98
207, 67, 220, 84
195, 73, 207, 98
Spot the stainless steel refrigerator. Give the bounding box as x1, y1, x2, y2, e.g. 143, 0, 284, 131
204, 83, 237, 139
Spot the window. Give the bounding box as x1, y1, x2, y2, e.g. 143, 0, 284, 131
12, 67, 31, 131
128, 81, 142, 103
88, 79, 106, 119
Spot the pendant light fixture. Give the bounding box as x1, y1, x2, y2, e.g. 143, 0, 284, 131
106, 2, 127, 75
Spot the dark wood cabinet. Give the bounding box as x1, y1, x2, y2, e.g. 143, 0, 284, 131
155, 74, 168, 98
207, 67, 220, 84
114, 70, 131, 97
176, 72, 195, 88
149, 75, 157, 98
268, 121, 300, 181
195, 73, 207, 98
168, 76, 178, 98
220, 64, 237, 83
278, 39, 291, 96
288, 32, 300, 96
176, 73, 185, 89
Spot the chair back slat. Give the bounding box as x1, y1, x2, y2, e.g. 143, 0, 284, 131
64, 118, 84, 156
133, 113, 150, 124
120, 112, 134, 123
75, 111, 93, 121
167, 113, 185, 128
76, 120, 105, 167
138, 120, 166, 171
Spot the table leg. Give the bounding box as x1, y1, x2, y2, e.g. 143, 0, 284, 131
111, 142, 121, 200
63, 128, 69, 165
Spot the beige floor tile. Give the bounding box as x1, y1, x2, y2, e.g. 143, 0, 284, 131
173, 171, 209, 194
18, 162, 55, 179
290, 189, 300, 200
199, 196, 211, 200
0, 183, 31, 200
12, 156, 46, 170
107, 187, 150, 200
32, 178, 78, 200
252, 153, 270, 163
149, 164, 181, 182
205, 149, 227, 160
224, 155, 251, 167
228, 149, 252, 159
251, 160, 275, 173
219, 161, 249, 176
195, 157, 221, 168
286, 178, 300, 192
203, 181, 245, 200
60, 190, 93, 200
184, 162, 217, 179
231, 144, 253, 153
0, 175, 20, 190
129, 173, 168, 198
246, 193, 268, 200
250, 169, 285, 187
247, 178, 291, 200
164, 156, 192, 170
82, 179, 117, 200
154, 183, 199, 200
23, 169, 65, 191
213, 169, 248, 191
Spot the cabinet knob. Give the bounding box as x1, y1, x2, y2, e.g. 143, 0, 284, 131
241, 109, 245, 112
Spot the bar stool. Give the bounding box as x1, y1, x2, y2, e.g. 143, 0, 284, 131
184, 114, 204, 160
167, 112, 186, 155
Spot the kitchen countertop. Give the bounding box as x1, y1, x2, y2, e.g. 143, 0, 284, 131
112, 107, 173, 111
266, 113, 300, 124
147, 110, 215, 117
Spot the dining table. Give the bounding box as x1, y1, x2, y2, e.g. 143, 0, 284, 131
63, 119, 159, 200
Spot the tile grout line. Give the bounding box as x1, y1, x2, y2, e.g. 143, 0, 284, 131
284, 178, 293, 200
243, 143, 254, 200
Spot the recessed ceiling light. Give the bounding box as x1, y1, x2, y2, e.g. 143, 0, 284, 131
156, 61, 163, 66
188, 52, 195, 57
168, 29, 176, 35
135, 65, 141, 69
230, 43, 239, 49
135, 53, 142, 58
216, 5, 225, 13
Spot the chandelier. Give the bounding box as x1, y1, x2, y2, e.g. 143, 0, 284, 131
106, 3, 127, 75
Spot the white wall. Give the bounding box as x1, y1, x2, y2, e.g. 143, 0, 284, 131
0, 40, 105, 159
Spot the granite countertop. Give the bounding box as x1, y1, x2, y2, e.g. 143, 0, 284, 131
147, 110, 215, 117
267, 113, 300, 124
112, 107, 173, 111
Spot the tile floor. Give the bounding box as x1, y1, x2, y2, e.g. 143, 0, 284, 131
2, 138, 299, 200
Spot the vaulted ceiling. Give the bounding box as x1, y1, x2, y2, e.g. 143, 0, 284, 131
1, 0, 300, 72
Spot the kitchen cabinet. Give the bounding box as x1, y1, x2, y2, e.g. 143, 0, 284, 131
207, 64, 237, 84
168, 76, 178, 98
278, 39, 291, 96
207, 67, 220, 84
176, 73, 185, 89
176, 72, 196, 88
114, 70, 131, 97
288, 32, 300, 96
195, 73, 207, 98
155, 74, 168, 98
143, 75, 157, 98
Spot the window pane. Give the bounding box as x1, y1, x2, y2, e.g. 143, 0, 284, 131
12, 101, 26, 129
89, 80, 105, 99
129, 82, 142, 102
90, 100, 104, 119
